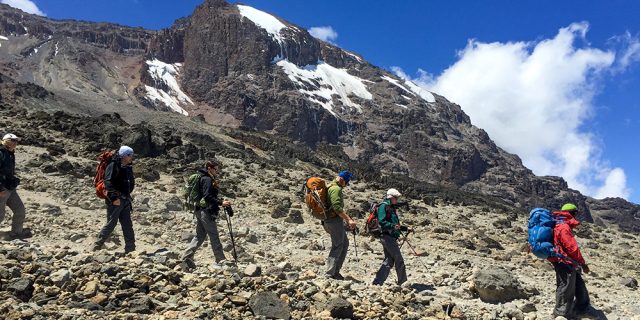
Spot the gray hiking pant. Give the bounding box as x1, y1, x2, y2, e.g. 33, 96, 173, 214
323, 217, 349, 277
181, 209, 226, 263
95, 198, 135, 251
553, 262, 590, 317
0, 189, 25, 234
373, 234, 407, 285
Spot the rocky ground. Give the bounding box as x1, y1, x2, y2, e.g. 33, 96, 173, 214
1, 105, 639, 319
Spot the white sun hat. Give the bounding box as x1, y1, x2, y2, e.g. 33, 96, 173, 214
386, 188, 402, 199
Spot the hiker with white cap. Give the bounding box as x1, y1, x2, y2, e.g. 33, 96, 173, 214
0, 133, 31, 240
372, 188, 410, 286
92, 146, 136, 253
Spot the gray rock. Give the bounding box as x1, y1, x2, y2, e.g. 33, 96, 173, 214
284, 210, 304, 224
128, 296, 154, 314
248, 291, 290, 319
42, 204, 62, 215
323, 297, 354, 319
180, 232, 194, 242
165, 196, 183, 212
619, 277, 638, 289
244, 264, 262, 277
246, 233, 259, 243
100, 264, 121, 277
7, 277, 35, 302
69, 233, 86, 242
473, 267, 527, 303
93, 254, 115, 264
50, 269, 72, 287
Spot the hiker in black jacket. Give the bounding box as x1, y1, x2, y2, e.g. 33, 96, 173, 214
0, 133, 31, 240
181, 161, 232, 270
92, 146, 136, 253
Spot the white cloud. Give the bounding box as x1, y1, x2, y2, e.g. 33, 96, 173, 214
595, 168, 630, 199
1, 0, 46, 16
308, 26, 338, 43
394, 22, 633, 199
611, 31, 640, 71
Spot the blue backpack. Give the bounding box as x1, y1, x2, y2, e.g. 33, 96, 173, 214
527, 208, 559, 259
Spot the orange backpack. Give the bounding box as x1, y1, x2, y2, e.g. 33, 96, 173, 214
304, 177, 336, 220
94, 151, 115, 199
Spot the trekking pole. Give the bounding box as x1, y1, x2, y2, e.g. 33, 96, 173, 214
352, 227, 359, 259
403, 238, 430, 270
399, 232, 409, 249
224, 207, 238, 264
399, 227, 413, 249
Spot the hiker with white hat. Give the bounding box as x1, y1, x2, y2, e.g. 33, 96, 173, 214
92, 146, 136, 253
0, 133, 32, 240
372, 188, 411, 286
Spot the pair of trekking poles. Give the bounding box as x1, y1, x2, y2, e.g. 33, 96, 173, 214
224, 206, 238, 264
350, 227, 429, 270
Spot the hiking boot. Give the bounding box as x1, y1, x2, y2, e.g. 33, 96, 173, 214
6, 228, 33, 240
181, 259, 197, 271
92, 243, 104, 251
325, 273, 345, 280
124, 247, 136, 254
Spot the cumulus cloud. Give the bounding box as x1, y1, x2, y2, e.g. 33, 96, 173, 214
1, 0, 46, 16
394, 22, 632, 199
309, 26, 338, 43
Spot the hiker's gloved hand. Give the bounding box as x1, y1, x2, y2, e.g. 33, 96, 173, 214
225, 206, 234, 217
582, 264, 590, 274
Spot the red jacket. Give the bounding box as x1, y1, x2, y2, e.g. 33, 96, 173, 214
547, 210, 586, 266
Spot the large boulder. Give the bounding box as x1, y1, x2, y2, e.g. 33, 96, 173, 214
7, 277, 35, 302
249, 291, 290, 319
472, 267, 527, 303
323, 297, 354, 319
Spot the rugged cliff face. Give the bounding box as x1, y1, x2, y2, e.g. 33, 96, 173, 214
1, 0, 630, 222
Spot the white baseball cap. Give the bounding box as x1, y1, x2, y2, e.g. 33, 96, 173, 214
2, 133, 20, 141
386, 188, 402, 199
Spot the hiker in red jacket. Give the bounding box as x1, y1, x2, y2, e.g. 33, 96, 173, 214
548, 203, 591, 318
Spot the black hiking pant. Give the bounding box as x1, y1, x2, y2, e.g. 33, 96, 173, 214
553, 262, 590, 317
181, 209, 226, 263
95, 198, 135, 251
372, 234, 407, 285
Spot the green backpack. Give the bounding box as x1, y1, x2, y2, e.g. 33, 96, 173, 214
183, 172, 206, 211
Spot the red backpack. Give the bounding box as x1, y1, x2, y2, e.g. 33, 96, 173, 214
364, 202, 391, 237
94, 151, 115, 199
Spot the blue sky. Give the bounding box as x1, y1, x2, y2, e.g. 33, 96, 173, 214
4, 0, 640, 204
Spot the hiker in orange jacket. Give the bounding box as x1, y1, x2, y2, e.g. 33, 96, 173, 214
548, 203, 591, 318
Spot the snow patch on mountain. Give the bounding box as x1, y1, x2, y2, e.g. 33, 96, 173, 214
382, 75, 435, 103
277, 60, 373, 116
405, 80, 435, 103
345, 51, 363, 62
144, 59, 193, 116
382, 75, 414, 95
0, 35, 7, 47
237, 5, 287, 42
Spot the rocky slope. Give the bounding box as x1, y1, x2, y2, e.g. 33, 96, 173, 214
1, 77, 639, 319
0, 1, 614, 224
